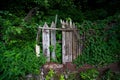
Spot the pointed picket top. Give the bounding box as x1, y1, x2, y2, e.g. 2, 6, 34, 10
55, 14, 58, 25
65, 20, 69, 27
70, 20, 72, 28
43, 22, 49, 28
73, 23, 76, 28
60, 19, 65, 25
51, 21, 55, 28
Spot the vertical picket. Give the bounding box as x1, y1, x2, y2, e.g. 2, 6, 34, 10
72, 23, 77, 60
61, 20, 66, 64
69, 20, 73, 62
65, 21, 69, 62
78, 28, 81, 56
35, 44, 40, 57
36, 27, 41, 57
42, 23, 50, 62
51, 22, 56, 60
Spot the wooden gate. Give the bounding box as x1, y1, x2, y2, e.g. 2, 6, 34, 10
36, 20, 82, 64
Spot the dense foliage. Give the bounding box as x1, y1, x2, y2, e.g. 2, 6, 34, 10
0, 0, 120, 79
74, 15, 120, 67
80, 69, 99, 80
0, 11, 46, 80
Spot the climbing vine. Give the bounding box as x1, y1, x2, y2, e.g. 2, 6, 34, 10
74, 15, 120, 67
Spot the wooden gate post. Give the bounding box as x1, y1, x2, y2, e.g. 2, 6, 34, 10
68, 20, 73, 62
42, 23, 50, 62
51, 22, 56, 60
36, 27, 41, 57
61, 20, 66, 64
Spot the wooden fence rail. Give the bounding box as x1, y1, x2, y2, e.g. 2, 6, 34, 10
36, 20, 82, 64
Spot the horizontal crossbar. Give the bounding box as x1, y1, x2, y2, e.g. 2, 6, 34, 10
38, 27, 78, 31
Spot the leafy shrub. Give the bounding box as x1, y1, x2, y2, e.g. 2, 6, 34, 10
0, 11, 46, 80
0, 43, 46, 80
84, 9, 108, 20
80, 69, 99, 80
101, 69, 120, 80
74, 15, 120, 67
60, 74, 65, 80
55, 43, 62, 63
45, 69, 55, 80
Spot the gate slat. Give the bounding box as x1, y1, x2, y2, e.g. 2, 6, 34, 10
61, 20, 67, 64
42, 23, 50, 62
72, 23, 77, 60
65, 29, 69, 62
51, 22, 56, 60
36, 27, 41, 57
69, 20, 73, 62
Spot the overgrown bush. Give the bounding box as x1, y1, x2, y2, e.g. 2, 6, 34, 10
101, 69, 120, 80
0, 44, 46, 80
80, 69, 99, 80
74, 14, 120, 67
0, 11, 46, 80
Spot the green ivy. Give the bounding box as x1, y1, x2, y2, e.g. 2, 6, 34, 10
80, 69, 99, 80
0, 42, 46, 80
0, 11, 46, 80
74, 15, 120, 67
45, 69, 55, 80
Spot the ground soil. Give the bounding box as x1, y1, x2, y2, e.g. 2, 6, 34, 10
42, 62, 120, 79
43, 62, 120, 73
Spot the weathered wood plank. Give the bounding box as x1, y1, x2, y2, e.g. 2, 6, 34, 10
42, 22, 50, 62
38, 27, 78, 31
36, 27, 41, 57
72, 23, 77, 60
61, 20, 66, 64
78, 29, 81, 56
36, 27, 41, 44
65, 27, 69, 62
69, 20, 73, 62
35, 44, 40, 57
51, 22, 56, 60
